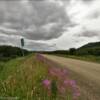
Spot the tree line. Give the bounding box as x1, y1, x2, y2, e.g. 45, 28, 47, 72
0, 45, 30, 61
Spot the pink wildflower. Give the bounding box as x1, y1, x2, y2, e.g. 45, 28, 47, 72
42, 79, 51, 89
70, 80, 76, 87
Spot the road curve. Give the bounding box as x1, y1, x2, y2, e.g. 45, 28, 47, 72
43, 55, 100, 100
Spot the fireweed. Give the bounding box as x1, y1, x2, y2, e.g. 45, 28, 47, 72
36, 54, 80, 99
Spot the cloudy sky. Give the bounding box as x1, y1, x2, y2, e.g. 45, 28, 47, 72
0, 0, 100, 51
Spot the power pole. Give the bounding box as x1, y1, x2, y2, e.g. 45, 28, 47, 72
21, 38, 25, 56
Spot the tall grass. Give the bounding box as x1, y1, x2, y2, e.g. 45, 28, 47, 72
0, 54, 80, 100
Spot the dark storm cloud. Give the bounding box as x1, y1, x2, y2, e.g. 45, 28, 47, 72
0, 0, 71, 40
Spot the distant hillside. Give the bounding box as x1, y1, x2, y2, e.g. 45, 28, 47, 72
78, 42, 100, 49
76, 42, 100, 56
0, 45, 30, 61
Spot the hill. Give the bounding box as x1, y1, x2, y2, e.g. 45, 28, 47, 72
78, 41, 100, 49
76, 41, 100, 56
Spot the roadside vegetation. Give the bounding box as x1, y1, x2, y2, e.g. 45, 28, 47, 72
0, 54, 80, 100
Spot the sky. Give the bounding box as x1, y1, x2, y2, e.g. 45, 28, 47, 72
0, 0, 100, 51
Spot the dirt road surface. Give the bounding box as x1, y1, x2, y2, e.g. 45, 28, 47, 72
43, 55, 100, 100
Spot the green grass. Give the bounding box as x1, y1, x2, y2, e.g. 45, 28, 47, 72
0, 54, 48, 100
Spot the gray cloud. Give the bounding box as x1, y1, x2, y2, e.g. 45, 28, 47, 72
0, 34, 55, 51
25, 41, 55, 51
75, 27, 100, 38
82, 0, 94, 3
77, 31, 99, 37
68, 0, 100, 38
87, 11, 100, 19
82, 0, 93, 2
0, 0, 99, 50
0, 0, 70, 40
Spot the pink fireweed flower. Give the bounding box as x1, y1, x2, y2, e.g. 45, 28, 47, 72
48, 67, 68, 81
42, 79, 51, 89
42, 79, 52, 96
69, 80, 76, 87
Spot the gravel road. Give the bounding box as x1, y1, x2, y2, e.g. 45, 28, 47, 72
43, 55, 100, 100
